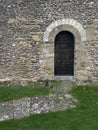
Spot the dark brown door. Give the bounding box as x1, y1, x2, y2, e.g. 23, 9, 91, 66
54, 31, 74, 76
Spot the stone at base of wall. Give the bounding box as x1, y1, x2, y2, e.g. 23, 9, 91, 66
54, 76, 74, 81
0, 94, 77, 121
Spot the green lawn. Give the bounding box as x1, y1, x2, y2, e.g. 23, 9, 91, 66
0, 80, 61, 102
0, 86, 51, 102
0, 86, 98, 130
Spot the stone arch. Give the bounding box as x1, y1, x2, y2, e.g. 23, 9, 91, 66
43, 19, 86, 42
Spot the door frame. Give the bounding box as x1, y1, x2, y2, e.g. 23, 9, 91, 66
42, 19, 86, 81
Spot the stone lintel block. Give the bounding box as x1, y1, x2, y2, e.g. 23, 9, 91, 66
49, 23, 55, 30
68, 19, 75, 26
43, 32, 49, 42
82, 36, 87, 42
46, 27, 52, 33
65, 19, 69, 24
54, 21, 58, 27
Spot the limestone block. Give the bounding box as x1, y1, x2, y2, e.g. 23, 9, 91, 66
76, 72, 89, 81
93, 19, 98, 25
17, 17, 28, 22
86, 24, 96, 41
42, 44, 54, 57
8, 18, 19, 24
32, 35, 41, 42
41, 64, 53, 75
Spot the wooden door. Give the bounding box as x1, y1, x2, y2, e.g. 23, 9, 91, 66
54, 31, 74, 76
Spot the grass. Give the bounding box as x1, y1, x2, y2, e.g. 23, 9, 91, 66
0, 86, 98, 130
0, 80, 61, 102
0, 86, 51, 102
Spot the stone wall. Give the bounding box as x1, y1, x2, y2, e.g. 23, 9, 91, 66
0, 94, 77, 121
0, 0, 98, 84
75, 20, 98, 85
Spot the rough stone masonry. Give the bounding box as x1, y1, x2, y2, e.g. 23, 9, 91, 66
0, 93, 77, 121
0, 0, 98, 85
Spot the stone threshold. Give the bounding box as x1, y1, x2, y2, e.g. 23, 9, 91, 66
53, 76, 74, 81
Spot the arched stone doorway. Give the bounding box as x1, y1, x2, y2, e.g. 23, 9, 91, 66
42, 19, 87, 80
54, 31, 74, 76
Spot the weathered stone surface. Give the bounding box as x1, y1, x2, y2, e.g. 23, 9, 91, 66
0, 93, 77, 121
30, 96, 50, 114
13, 98, 30, 118
0, 102, 13, 121
49, 94, 77, 112
0, 0, 98, 85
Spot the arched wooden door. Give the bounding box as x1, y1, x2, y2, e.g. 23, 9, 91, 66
54, 31, 74, 76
